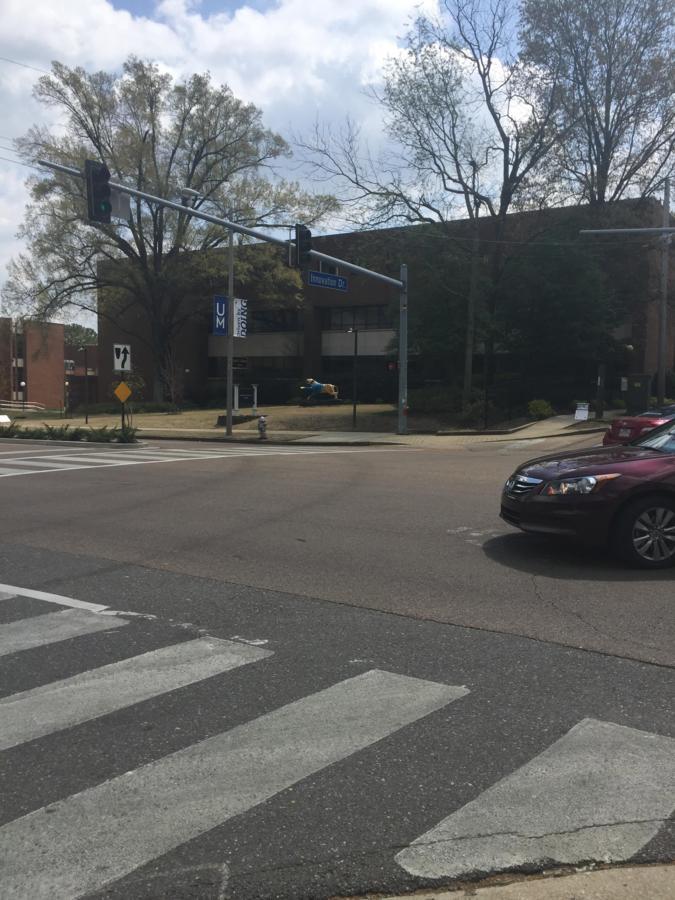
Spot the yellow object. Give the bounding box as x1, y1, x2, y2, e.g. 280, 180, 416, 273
114, 382, 132, 404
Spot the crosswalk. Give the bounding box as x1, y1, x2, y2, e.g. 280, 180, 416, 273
0, 444, 406, 478
0, 585, 673, 899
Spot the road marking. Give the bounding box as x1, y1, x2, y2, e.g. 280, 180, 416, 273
0, 637, 272, 751
396, 718, 675, 879
0, 669, 467, 900
0, 608, 126, 658
0, 445, 415, 478
0, 583, 110, 613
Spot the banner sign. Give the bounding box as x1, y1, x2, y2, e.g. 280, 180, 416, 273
213, 296, 248, 336
213, 295, 228, 335
234, 298, 248, 337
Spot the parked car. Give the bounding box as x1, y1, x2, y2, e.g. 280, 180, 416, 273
501, 419, 675, 568
603, 404, 675, 445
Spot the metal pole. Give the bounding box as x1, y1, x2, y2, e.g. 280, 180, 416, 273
352, 328, 358, 430
657, 178, 670, 407
225, 229, 235, 437
398, 263, 408, 435
84, 346, 89, 424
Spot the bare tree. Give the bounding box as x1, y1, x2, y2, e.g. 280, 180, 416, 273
298, 0, 564, 394
520, 0, 675, 203
4, 57, 337, 398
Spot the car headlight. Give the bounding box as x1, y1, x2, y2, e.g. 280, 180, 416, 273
543, 473, 621, 496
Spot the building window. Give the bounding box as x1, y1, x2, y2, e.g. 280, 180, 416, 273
320, 260, 338, 275
248, 308, 303, 333
323, 305, 392, 330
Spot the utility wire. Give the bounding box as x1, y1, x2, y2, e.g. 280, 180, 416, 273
0, 55, 50, 74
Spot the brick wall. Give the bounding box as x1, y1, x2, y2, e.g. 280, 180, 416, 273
24, 322, 65, 409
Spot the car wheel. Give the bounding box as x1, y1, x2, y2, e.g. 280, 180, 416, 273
612, 496, 675, 569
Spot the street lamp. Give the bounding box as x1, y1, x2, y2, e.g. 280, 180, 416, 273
179, 185, 236, 437
64, 381, 70, 418
19, 381, 26, 412
347, 327, 358, 430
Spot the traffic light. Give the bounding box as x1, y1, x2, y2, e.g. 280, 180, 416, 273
294, 223, 312, 266
85, 159, 112, 224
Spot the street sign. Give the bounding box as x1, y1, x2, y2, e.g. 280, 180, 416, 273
113, 344, 132, 372
308, 270, 348, 292
233, 357, 248, 370
114, 382, 132, 404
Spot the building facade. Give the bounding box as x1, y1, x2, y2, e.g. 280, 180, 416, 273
96, 199, 674, 407
0, 318, 65, 410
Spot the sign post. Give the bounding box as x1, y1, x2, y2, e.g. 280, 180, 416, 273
114, 381, 132, 430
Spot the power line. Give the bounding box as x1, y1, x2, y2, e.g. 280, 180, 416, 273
0, 154, 42, 172
0, 55, 50, 74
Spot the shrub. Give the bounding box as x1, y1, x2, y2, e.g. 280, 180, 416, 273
458, 399, 493, 426
528, 399, 554, 420
0, 424, 138, 443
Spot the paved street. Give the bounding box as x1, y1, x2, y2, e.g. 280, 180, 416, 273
0, 435, 673, 899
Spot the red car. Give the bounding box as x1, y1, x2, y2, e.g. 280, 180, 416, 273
603, 404, 675, 445
501, 419, 675, 568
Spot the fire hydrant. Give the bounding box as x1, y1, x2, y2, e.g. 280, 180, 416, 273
257, 415, 268, 440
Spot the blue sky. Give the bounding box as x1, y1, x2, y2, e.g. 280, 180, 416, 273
111, 0, 276, 15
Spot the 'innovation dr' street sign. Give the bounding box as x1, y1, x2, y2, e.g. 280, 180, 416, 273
307, 270, 348, 292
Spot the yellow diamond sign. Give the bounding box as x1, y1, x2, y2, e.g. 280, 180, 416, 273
114, 382, 132, 404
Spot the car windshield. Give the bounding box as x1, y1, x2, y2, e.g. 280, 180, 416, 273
638, 407, 675, 418
632, 419, 675, 453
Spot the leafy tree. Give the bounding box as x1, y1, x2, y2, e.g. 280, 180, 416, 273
4, 57, 337, 398
299, 0, 565, 397
520, 0, 675, 203
63, 324, 97, 346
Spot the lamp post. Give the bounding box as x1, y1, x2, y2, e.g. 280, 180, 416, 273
347, 327, 358, 430
78, 346, 89, 424
19, 381, 26, 412
64, 381, 69, 418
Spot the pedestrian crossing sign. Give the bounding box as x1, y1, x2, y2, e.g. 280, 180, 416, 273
114, 382, 132, 404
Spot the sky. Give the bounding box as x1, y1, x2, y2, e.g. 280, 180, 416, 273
0, 0, 440, 318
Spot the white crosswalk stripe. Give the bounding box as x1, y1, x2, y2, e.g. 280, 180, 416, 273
0, 669, 467, 900
396, 717, 675, 880
0, 444, 409, 478
1, 587, 672, 898
0, 607, 127, 658
0, 637, 271, 751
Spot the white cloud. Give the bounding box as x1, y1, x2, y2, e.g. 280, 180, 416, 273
0, 0, 440, 302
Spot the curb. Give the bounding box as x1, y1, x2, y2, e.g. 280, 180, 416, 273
0, 437, 144, 449
137, 432, 388, 447
437, 422, 534, 437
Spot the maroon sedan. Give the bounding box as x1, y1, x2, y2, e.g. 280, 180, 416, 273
501, 419, 675, 568
603, 404, 675, 445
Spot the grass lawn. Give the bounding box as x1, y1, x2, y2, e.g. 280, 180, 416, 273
17, 403, 404, 433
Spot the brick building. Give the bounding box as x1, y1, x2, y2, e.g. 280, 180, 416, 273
0, 318, 65, 409
96, 199, 674, 407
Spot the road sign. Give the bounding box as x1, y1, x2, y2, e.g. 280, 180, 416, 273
114, 382, 132, 404
308, 270, 348, 292
113, 344, 131, 372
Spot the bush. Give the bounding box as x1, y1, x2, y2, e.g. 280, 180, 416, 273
458, 399, 494, 426
528, 399, 554, 420
408, 385, 480, 414
0, 424, 138, 443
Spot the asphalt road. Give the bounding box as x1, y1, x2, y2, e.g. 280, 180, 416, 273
0, 436, 673, 899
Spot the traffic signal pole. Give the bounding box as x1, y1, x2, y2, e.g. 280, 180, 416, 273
38, 158, 410, 434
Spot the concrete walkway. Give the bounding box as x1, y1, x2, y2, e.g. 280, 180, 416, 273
132, 413, 609, 447
354, 864, 674, 900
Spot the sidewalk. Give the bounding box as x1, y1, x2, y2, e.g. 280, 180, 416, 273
132, 413, 608, 448
351, 863, 674, 900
